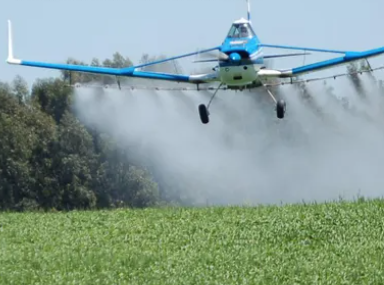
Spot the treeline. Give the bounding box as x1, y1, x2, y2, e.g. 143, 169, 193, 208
62, 52, 183, 86
0, 52, 183, 212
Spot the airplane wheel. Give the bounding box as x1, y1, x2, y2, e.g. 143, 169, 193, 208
198, 104, 209, 124
276, 99, 286, 119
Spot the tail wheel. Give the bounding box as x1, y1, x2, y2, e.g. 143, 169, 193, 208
276, 99, 286, 119
198, 104, 209, 124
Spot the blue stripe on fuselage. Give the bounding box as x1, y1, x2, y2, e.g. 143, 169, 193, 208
221, 36, 260, 56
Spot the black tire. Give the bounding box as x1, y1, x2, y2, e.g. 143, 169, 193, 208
198, 104, 209, 124
276, 99, 286, 119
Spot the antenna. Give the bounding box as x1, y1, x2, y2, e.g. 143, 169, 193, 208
246, 0, 251, 22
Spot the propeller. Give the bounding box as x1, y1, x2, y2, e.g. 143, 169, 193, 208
193, 49, 230, 63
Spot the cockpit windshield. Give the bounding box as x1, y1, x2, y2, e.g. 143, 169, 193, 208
227, 23, 255, 39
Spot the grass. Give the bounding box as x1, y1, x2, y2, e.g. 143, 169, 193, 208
1, 199, 384, 284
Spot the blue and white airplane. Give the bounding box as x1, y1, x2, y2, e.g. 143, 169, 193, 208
6, 0, 384, 124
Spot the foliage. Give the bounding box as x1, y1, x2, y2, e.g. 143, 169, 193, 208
61, 52, 134, 86
0, 53, 163, 211
1, 200, 384, 284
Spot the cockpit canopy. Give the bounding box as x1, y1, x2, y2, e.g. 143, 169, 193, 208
227, 22, 255, 39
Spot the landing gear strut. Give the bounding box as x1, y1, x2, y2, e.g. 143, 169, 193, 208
266, 88, 286, 119
198, 83, 223, 124
198, 83, 286, 124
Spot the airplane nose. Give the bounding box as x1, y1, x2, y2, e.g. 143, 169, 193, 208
229, 52, 241, 62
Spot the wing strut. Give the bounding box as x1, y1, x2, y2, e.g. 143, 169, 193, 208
263, 64, 384, 88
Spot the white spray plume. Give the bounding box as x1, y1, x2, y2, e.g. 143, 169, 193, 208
72, 74, 384, 206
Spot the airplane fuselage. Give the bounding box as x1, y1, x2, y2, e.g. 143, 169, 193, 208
217, 19, 264, 87
218, 62, 260, 86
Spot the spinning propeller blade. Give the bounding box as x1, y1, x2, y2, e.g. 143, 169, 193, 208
194, 49, 229, 63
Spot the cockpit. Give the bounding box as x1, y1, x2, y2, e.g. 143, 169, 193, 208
227, 22, 255, 39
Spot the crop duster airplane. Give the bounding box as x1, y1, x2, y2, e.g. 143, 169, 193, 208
6, 1, 384, 124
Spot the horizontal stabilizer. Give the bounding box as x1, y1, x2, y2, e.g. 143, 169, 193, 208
193, 59, 221, 63
263, 52, 310, 59
261, 43, 353, 54
193, 52, 311, 63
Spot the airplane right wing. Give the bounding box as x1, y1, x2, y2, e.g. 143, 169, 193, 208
6, 20, 221, 85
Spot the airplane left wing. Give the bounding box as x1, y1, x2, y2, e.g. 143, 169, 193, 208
287, 47, 384, 76
6, 20, 220, 84
258, 46, 384, 78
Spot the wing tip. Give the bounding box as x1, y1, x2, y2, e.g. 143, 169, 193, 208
7, 19, 13, 62
6, 58, 21, 65
6, 19, 21, 65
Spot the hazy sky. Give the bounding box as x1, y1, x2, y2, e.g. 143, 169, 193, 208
2, 0, 384, 87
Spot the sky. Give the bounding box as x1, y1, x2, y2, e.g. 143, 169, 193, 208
1, 0, 384, 87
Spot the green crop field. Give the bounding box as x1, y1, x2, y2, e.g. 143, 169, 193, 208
1, 199, 384, 284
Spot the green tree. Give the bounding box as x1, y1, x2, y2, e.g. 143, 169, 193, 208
31, 78, 73, 123
139, 53, 181, 73
0, 82, 56, 211
11, 75, 29, 104
0, 71, 163, 212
